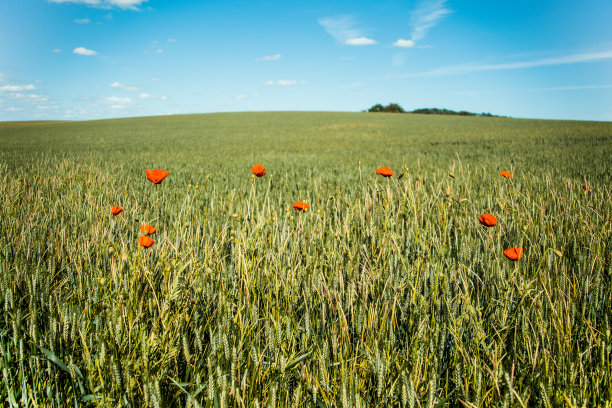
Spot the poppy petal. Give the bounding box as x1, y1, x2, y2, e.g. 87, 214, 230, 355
503, 247, 523, 260
139, 235, 155, 248
478, 213, 497, 227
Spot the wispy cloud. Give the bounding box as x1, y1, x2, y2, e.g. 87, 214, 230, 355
0, 73, 4, 82
73, 46, 98, 56
110, 81, 137, 91
52, 48, 62, 53
318, 16, 377, 46
257, 54, 282, 61
236, 94, 248, 99
100, 96, 133, 109
48, 0, 149, 10
0, 84, 37, 92
138, 93, 167, 100
396, 50, 612, 78
74, 18, 91, 24
393, 39, 415, 48
345, 37, 378, 46
526, 84, 612, 91
11, 93, 49, 102
392, 0, 451, 47
452, 84, 612, 96
103, 96, 132, 103
264, 80, 306, 86
409, 0, 451, 42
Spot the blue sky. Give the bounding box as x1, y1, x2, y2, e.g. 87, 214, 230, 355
1, 0, 611, 121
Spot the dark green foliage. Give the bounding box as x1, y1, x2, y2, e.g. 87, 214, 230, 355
368, 103, 405, 113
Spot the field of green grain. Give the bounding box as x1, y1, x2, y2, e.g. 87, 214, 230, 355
1, 112, 611, 407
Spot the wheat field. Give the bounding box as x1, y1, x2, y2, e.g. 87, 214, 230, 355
1, 112, 611, 407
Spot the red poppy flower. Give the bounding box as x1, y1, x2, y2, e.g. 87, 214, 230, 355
500, 171, 512, 178
139, 224, 156, 235
376, 167, 394, 177
139, 235, 155, 248
583, 185, 590, 190
503, 247, 523, 260
293, 201, 310, 212
251, 164, 266, 177
478, 213, 497, 227
111, 206, 123, 216
146, 169, 169, 184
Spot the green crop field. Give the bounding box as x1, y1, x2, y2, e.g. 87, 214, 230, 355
1, 112, 611, 407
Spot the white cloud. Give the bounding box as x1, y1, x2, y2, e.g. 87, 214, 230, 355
393, 39, 415, 48
0, 73, 4, 82
452, 84, 612, 96
0, 84, 37, 92
265, 80, 301, 86
319, 16, 376, 45
12, 93, 49, 102
52, 48, 62, 53
101, 96, 132, 109
156, 49, 163, 54
73, 46, 98, 56
257, 54, 282, 61
167, 38, 176, 42
236, 94, 248, 99
106, 96, 131, 103
345, 37, 378, 46
49, 0, 100, 4
149, 77, 159, 82
48, 0, 149, 10
74, 18, 91, 24
409, 0, 451, 42
525, 84, 612, 91
394, 50, 612, 78
138, 93, 167, 100
110, 81, 137, 91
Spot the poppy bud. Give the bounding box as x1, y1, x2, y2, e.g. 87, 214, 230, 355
251, 164, 266, 177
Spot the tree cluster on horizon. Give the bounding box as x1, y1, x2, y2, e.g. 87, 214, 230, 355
367, 103, 498, 117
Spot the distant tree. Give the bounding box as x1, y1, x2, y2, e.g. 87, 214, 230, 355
383, 103, 405, 113
368, 103, 405, 113
409, 107, 487, 117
